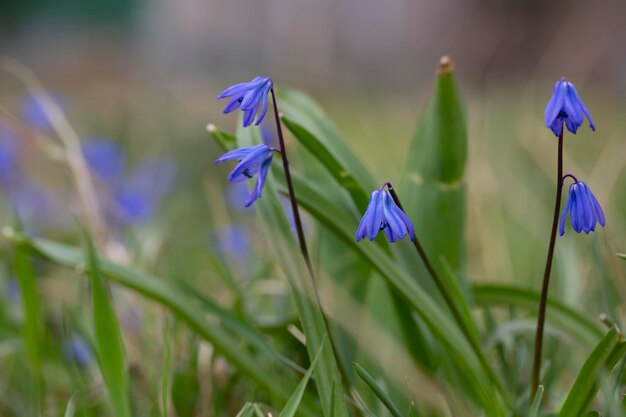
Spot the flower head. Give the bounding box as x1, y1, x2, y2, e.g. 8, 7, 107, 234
545, 79, 595, 136
356, 189, 415, 243
215, 144, 273, 207
559, 180, 605, 236
217, 76, 273, 127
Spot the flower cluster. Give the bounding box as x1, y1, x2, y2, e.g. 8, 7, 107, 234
544, 79, 605, 236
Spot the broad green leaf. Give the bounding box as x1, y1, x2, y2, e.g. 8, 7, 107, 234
272, 175, 508, 414
84, 233, 132, 417
473, 284, 604, 347
353, 362, 403, 417
400, 58, 468, 286
236, 122, 350, 417
207, 124, 236, 151
2, 230, 317, 417
558, 326, 626, 417
617, 253, 626, 260
279, 340, 325, 417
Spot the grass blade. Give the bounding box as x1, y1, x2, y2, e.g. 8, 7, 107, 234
353, 362, 403, 417
13, 231, 44, 414
63, 394, 77, 417
84, 233, 132, 417
558, 326, 626, 417
617, 253, 626, 260
279, 339, 325, 417
528, 385, 543, 417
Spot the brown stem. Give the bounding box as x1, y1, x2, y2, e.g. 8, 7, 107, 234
532, 128, 564, 398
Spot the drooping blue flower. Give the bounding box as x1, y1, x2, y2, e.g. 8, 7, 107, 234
217, 76, 273, 127
82, 138, 126, 186
356, 189, 415, 243
215, 144, 273, 207
62, 335, 94, 368
559, 181, 605, 236
21, 92, 65, 132
545, 79, 595, 136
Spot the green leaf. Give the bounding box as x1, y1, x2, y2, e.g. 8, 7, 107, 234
277, 88, 378, 194
617, 253, 626, 260
400, 58, 468, 285
172, 370, 199, 417
207, 124, 236, 151
353, 362, 403, 417
2, 230, 317, 417
529, 385, 544, 417
84, 233, 132, 417
281, 115, 369, 210
236, 122, 350, 417
473, 284, 604, 347
558, 326, 626, 417
63, 394, 77, 417
279, 339, 325, 417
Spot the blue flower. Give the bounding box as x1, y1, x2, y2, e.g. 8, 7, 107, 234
83, 138, 126, 186
21, 92, 65, 132
62, 335, 94, 368
356, 189, 415, 243
217, 76, 273, 127
545, 79, 595, 136
215, 144, 273, 207
559, 181, 605, 235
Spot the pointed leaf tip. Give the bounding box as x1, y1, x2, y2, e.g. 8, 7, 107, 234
437, 56, 454, 76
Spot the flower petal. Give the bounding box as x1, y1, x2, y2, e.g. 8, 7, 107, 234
365, 190, 385, 240
214, 145, 257, 165
382, 192, 407, 242
545, 82, 564, 128
559, 187, 573, 236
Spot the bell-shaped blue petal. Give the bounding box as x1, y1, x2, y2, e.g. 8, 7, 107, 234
356, 189, 415, 243
215, 144, 274, 207
217, 76, 273, 127
544, 79, 595, 136
559, 181, 605, 236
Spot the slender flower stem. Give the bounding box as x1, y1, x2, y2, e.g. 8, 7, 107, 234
270, 88, 314, 277
562, 173, 578, 184
532, 128, 564, 399
384, 183, 511, 406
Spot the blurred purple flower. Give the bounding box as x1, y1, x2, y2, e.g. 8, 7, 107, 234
113, 157, 176, 225
217, 76, 273, 127
356, 188, 415, 243
559, 180, 605, 235
21, 92, 64, 132
545, 79, 595, 136
62, 335, 94, 368
215, 144, 273, 207
226, 182, 253, 212
6, 278, 20, 304
0, 123, 20, 187
212, 226, 250, 261
83, 138, 126, 186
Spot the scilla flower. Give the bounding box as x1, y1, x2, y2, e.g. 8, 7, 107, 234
217, 76, 273, 127
559, 180, 605, 236
215, 144, 273, 207
545, 78, 595, 136
356, 188, 415, 243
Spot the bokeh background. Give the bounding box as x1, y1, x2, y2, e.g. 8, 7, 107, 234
1, 0, 626, 415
